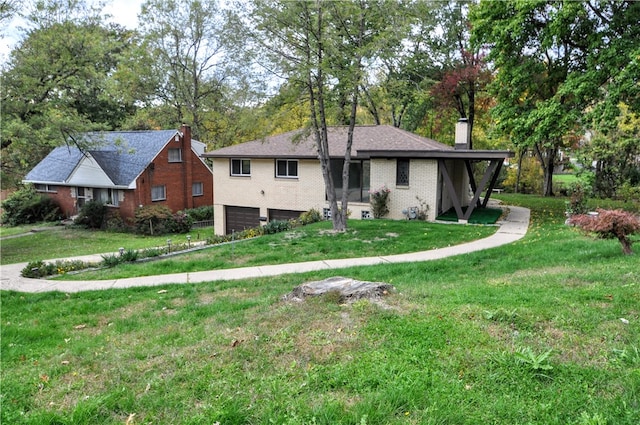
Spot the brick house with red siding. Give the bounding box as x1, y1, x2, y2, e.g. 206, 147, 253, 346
23, 125, 212, 222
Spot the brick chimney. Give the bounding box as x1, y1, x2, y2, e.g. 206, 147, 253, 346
454, 118, 470, 150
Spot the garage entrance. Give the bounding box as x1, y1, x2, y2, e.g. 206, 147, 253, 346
225, 206, 260, 235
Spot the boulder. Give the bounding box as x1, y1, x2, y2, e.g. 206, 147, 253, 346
283, 276, 395, 303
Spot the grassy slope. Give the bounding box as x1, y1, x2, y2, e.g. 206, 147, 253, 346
1, 194, 639, 424
58, 219, 497, 280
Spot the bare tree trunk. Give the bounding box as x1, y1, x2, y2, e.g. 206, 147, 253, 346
534, 144, 557, 197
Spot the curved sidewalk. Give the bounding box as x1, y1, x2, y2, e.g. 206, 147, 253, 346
0, 206, 530, 294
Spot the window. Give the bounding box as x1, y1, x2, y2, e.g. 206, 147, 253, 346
35, 184, 57, 193
94, 188, 120, 206
192, 182, 203, 196
231, 158, 251, 176
396, 159, 410, 186
168, 148, 182, 162
329, 159, 370, 202
151, 185, 166, 201
276, 159, 298, 178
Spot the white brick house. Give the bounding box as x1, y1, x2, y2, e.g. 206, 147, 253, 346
203, 124, 512, 235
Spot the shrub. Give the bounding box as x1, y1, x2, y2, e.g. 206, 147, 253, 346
263, 219, 291, 235
185, 206, 214, 221
75, 200, 108, 229
568, 209, 640, 255
1, 184, 61, 226
298, 208, 322, 225
565, 182, 591, 217
369, 185, 391, 218
105, 210, 126, 232
135, 205, 172, 235
170, 211, 193, 234
134, 205, 192, 235
21, 259, 89, 278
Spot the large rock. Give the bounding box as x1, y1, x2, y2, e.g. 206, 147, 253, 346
283, 276, 395, 303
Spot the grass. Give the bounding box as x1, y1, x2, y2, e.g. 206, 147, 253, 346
2, 194, 640, 424
0, 225, 214, 265
436, 206, 504, 224
58, 219, 497, 280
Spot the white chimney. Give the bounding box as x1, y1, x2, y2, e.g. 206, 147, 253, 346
455, 118, 470, 150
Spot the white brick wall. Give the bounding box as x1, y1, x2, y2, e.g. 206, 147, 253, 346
213, 156, 467, 234
213, 158, 327, 234
370, 158, 440, 221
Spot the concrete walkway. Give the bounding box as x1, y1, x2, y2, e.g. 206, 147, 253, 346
0, 206, 530, 294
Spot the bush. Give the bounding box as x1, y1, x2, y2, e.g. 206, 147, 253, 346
170, 211, 193, 234
568, 209, 640, 255
1, 185, 61, 226
185, 206, 214, 221
263, 219, 292, 235
21, 259, 90, 278
134, 205, 192, 235
298, 208, 323, 225
75, 200, 108, 229
565, 182, 591, 217
369, 185, 391, 218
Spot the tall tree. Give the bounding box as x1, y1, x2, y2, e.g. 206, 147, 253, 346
250, 0, 386, 231
1, 1, 146, 187
138, 0, 242, 142
471, 0, 640, 196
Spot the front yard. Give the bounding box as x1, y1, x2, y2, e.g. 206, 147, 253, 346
1, 194, 639, 424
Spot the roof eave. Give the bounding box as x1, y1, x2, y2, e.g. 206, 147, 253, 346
360, 150, 515, 159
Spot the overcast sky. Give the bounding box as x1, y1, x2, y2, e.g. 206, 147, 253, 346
1, 0, 144, 59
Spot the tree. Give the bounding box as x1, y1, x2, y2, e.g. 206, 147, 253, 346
250, 0, 389, 231
578, 105, 640, 199
472, 0, 640, 196
138, 0, 243, 142
1, 1, 147, 187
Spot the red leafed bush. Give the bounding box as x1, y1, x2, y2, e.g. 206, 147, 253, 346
568, 209, 640, 255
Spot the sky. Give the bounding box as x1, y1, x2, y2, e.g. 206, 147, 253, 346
1, 0, 144, 59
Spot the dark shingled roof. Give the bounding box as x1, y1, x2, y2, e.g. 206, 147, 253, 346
24, 130, 178, 186
203, 125, 454, 159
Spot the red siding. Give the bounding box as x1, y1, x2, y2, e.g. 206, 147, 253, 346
38, 125, 213, 223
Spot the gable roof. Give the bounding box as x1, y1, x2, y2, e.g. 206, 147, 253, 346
24, 130, 179, 187
203, 125, 454, 159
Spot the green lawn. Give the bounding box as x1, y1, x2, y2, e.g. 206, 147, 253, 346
57, 219, 497, 280
2, 195, 639, 424
0, 226, 215, 265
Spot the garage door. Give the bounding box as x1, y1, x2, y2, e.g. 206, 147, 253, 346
225, 206, 260, 235
268, 209, 305, 222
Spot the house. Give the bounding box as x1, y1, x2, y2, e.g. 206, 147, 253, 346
23, 125, 213, 222
203, 122, 513, 235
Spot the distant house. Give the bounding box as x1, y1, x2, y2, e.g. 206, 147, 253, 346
23, 125, 212, 221
203, 122, 513, 235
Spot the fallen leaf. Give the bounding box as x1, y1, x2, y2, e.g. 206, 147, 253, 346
40, 374, 49, 383
125, 413, 136, 425
157, 290, 168, 294
61, 360, 70, 365
74, 324, 86, 330
231, 339, 243, 347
